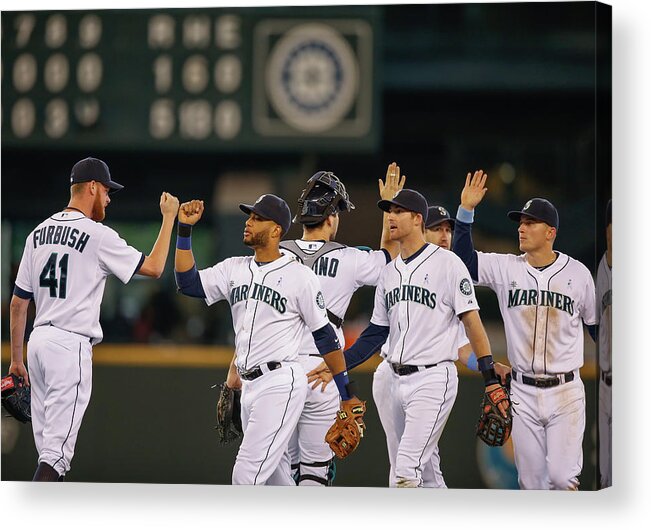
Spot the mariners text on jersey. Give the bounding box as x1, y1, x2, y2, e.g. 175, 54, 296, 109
33, 225, 90, 253
385, 284, 437, 310
229, 282, 287, 313
507, 288, 575, 315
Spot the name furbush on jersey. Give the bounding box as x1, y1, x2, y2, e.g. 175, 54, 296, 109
33, 225, 91, 253
385, 284, 437, 311
507, 288, 575, 315
229, 282, 287, 313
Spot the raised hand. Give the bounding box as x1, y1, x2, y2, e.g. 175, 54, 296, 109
179, 199, 205, 226
460, 170, 488, 210
160, 192, 180, 218
379, 162, 406, 201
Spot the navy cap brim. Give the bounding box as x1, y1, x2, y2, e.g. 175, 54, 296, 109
507, 210, 550, 225
106, 180, 124, 192
239, 203, 275, 224
426, 218, 456, 230
378, 198, 417, 213
239, 203, 256, 216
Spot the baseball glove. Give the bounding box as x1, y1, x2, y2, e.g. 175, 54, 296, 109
215, 382, 242, 445
476, 383, 512, 447
325, 399, 366, 459
1, 374, 31, 423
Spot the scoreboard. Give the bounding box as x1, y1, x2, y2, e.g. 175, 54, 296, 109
1, 7, 380, 152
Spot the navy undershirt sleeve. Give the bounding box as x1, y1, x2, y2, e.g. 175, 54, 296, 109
175, 266, 206, 298
585, 323, 597, 342
451, 217, 479, 282
13, 285, 33, 300
344, 323, 390, 370
312, 324, 341, 355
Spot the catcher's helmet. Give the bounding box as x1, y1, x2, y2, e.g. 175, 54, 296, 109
293, 171, 355, 226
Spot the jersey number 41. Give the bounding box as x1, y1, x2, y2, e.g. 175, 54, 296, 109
39, 252, 69, 299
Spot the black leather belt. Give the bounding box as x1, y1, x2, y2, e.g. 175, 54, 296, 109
239, 361, 282, 381
601, 371, 612, 386
390, 362, 438, 376
512, 369, 574, 388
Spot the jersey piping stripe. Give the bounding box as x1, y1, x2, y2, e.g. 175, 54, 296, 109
243, 259, 293, 370
415, 364, 450, 485
253, 366, 296, 485
398, 246, 440, 365
525, 270, 540, 375
543, 256, 570, 375
129, 253, 146, 282
48, 215, 86, 222
52, 342, 83, 472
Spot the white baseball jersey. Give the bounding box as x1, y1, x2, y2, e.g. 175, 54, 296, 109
280, 240, 389, 353
596, 253, 612, 373
198, 253, 332, 371
371, 244, 479, 365
14, 211, 144, 343
380, 320, 469, 359
476, 251, 597, 374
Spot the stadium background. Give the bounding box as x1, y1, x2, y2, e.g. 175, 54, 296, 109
1, 3, 611, 488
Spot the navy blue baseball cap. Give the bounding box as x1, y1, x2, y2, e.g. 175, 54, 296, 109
378, 189, 429, 221
507, 198, 559, 230
70, 157, 124, 192
426, 205, 456, 229
240, 194, 292, 235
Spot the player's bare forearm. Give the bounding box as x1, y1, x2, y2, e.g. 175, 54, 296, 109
138, 192, 179, 278
9, 295, 30, 384
175, 248, 196, 273
460, 310, 492, 360
321, 349, 347, 376
226, 354, 241, 390
457, 343, 473, 367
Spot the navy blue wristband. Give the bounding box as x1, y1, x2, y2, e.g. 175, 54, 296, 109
176, 235, 192, 250
178, 222, 192, 237
177, 222, 193, 250
333, 370, 352, 400
477, 355, 499, 386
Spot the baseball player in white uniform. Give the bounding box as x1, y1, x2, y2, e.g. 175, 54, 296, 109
174, 194, 365, 485
597, 199, 612, 488
8, 157, 179, 481
310, 188, 508, 488
451, 170, 597, 490
370, 202, 511, 487
278, 165, 402, 486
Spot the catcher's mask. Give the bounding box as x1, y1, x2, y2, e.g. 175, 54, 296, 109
293, 171, 355, 226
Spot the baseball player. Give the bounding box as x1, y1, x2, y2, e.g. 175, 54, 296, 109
451, 170, 597, 490
8, 157, 179, 481
173, 194, 364, 485
278, 164, 403, 486
597, 199, 612, 488
370, 203, 511, 487
310, 188, 508, 488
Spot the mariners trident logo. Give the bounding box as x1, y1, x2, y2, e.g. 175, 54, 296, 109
316, 291, 326, 309
459, 278, 473, 296
523, 200, 532, 211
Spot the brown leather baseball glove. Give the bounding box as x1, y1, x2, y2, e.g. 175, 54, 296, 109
325, 399, 366, 459
476, 384, 512, 447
